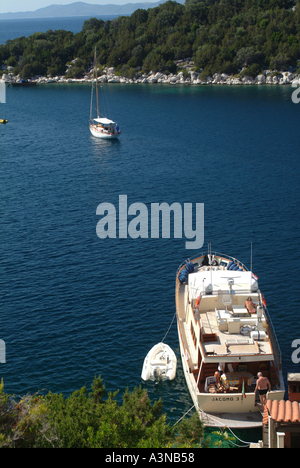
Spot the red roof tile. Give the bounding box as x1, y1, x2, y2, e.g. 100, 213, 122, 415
264, 400, 300, 425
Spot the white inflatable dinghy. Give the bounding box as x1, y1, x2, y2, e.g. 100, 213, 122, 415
141, 342, 177, 381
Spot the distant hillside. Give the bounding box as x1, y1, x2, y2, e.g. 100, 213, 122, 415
1, 0, 299, 81
0, 0, 184, 19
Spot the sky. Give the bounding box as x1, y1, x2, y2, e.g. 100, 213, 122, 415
0, 0, 147, 14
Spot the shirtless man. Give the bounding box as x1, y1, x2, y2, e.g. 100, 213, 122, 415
255, 372, 271, 406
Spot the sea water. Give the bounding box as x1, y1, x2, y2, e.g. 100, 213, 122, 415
0, 16, 122, 44
1, 82, 299, 432
0, 18, 300, 447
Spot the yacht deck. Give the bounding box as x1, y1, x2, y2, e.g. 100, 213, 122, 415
200, 309, 272, 358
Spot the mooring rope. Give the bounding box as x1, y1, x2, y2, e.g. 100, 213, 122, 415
161, 312, 176, 343
173, 404, 195, 427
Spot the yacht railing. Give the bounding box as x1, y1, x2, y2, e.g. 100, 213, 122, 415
176, 250, 249, 275
260, 294, 282, 370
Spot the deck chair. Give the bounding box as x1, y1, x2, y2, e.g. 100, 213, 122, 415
205, 376, 218, 393
222, 294, 232, 311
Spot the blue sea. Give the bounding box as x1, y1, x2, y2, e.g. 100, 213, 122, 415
1, 18, 300, 447
0, 15, 121, 44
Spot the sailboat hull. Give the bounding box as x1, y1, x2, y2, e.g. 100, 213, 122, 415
89, 124, 120, 139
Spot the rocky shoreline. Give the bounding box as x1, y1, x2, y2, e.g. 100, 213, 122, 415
2, 60, 300, 87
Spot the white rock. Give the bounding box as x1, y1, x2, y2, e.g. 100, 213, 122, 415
255, 74, 265, 84
155, 72, 164, 80
279, 72, 293, 84
242, 76, 255, 84
213, 73, 221, 82
148, 75, 157, 83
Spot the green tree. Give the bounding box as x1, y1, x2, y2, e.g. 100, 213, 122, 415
2, 0, 300, 81
269, 52, 291, 69
174, 412, 205, 447
212, 429, 236, 448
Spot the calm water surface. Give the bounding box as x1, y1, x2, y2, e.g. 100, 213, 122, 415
1, 81, 300, 446
0, 16, 120, 44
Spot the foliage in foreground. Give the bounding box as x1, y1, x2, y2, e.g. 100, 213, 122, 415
0, 376, 208, 448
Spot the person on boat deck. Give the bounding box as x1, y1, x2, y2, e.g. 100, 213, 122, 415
245, 297, 257, 315
214, 371, 222, 389
255, 372, 271, 407
116, 123, 119, 133
214, 371, 229, 393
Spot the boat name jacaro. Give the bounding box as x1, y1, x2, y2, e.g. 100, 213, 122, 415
96, 195, 204, 249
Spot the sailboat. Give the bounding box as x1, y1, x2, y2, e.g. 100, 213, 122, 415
89, 48, 121, 139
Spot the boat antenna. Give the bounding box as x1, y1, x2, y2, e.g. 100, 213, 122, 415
250, 242, 253, 272
94, 47, 99, 119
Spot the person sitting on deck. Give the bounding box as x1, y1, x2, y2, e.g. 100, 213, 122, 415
214, 371, 229, 393
245, 297, 257, 315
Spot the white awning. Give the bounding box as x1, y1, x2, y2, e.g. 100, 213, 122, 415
188, 270, 258, 298
93, 117, 115, 125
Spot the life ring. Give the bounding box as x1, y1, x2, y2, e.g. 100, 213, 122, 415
195, 295, 201, 308
240, 325, 252, 336
262, 295, 267, 307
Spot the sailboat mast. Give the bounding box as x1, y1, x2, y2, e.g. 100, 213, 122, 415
95, 47, 99, 119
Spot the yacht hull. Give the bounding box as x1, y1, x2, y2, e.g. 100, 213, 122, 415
176, 251, 285, 428
89, 125, 120, 139
177, 318, 284, 428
